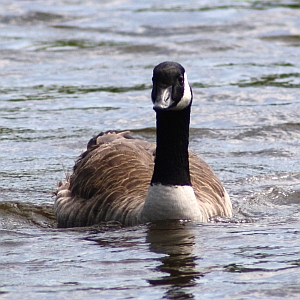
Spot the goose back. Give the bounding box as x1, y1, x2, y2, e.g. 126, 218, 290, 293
54, 131, 231, 227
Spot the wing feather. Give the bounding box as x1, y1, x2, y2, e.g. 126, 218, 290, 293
55, 132, 154, 227
54, 131, 231, 227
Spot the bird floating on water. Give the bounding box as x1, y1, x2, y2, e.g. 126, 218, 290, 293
54, 61, 232, 227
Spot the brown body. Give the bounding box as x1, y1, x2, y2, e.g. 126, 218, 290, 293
54, 131, 232, 227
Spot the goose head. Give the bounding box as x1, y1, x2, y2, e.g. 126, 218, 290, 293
151, 61, 193, 111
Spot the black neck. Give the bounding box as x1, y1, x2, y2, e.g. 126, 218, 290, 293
151, 105, 192, 186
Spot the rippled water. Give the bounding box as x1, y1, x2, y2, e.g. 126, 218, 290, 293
1, 0, 300, 299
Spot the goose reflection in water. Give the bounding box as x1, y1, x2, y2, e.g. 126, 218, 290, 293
146, 221, 203, 300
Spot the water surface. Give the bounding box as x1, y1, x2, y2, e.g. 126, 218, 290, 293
1, 1, 300, 299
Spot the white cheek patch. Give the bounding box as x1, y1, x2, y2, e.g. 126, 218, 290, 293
170, 72, 192, 110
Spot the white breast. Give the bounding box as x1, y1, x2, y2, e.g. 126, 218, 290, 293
139, 184, 206, 223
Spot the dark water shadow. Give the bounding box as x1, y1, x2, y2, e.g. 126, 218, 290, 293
146, 221, 203, 300
0, 201, 57, 229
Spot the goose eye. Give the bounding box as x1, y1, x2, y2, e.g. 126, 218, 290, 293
178, 76, 184, 86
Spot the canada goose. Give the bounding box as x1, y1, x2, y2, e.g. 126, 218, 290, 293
54, 61, 232, 227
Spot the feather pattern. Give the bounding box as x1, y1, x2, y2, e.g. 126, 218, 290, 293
54, 61, 232, 227
55, 131, 232, 227
55, 132, 154, 227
